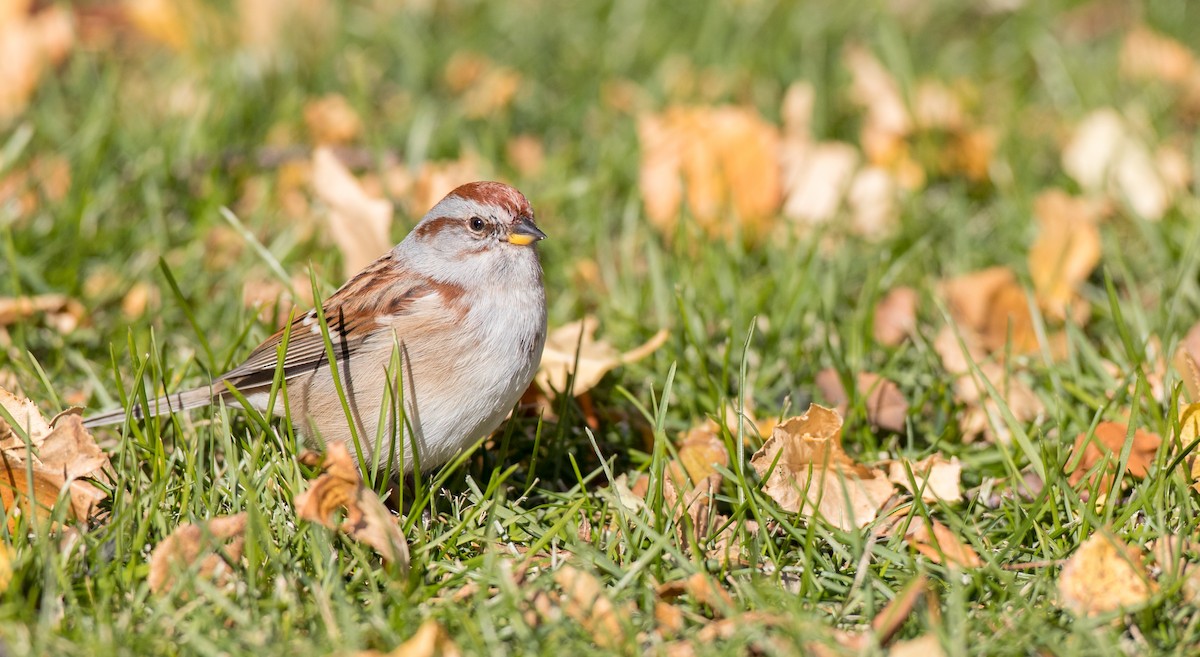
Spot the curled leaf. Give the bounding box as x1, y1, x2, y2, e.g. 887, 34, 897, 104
749, 404, 894, 530
294, 443, 410, 570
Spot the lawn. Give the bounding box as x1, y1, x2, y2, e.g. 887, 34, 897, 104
3, 0, 1200, 655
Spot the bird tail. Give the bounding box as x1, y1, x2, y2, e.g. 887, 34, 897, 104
83, 386, 219, 429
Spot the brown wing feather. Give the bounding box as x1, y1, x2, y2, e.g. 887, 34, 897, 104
218, 253, 430, 388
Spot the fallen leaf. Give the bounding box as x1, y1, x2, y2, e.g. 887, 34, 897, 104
294, 442, 410, 569
0, 390, 109, 526
655, 572, 734, 615
814, 370, 909, 433
749, 404, 894, 530
350, 618, 462, 657
1029, 189, 1102, 321
1067, 421, 1160, 489
905, 517, 981, 568
1119, 25, 1198, 85
310, 147, 393, 278
674, 422, 729, 485
874, 286, 918, 347
534, 317, 668, 398
637, 105, 782, 240
1062, 108, 1186, 221
0, 294, 86, 333
408, 154, 483, 218
554, 565, 628, 649
0, 543, 11, 594
506, 134, 545, 178
0, 4, 74, 120
890, 635, 946, 657
871, 573, 929, 646
304, 94, 362, 146
704, 515, 761, 566
1149, 536, 1200, 605
939, 267, 1041, 355
1059, 532, 1154, 616
147, 514, 247, 594
886, 455, 962, 503
779, 140, 860, 226
932, 327, 1044, 443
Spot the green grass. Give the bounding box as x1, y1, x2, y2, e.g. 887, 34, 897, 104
3, 0, 1200, 654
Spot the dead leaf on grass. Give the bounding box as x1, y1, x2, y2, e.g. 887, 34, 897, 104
310, 147, 393, 278
1058, 532, 1155, 616
294, 442, 410, 569
554, 565, 629, 649
147, 513, 247, 594
304, 94, 362, 146
905, 517, 981, 568
814, 370, 909, 433
750, 404, 894, 530
0, 389, 109, 526
637, 105, 782, 240
0, 3, 74, 120
932, 327, 1044, 443
0, 294, 86, 333
885, 454, 962, 503
1067, 421, 1160, 489
655, 572, 734, 615
1062, 108, 1189, 221
350, 618, 462, 657
874, 286, 918, 347
534, 317, 668, 398
890, 635, 947, 657
1028, 189, 1102, 322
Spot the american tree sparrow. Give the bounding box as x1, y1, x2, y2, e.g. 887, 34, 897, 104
86, 182, 548, 471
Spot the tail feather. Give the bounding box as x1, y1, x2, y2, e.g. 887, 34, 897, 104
83, 386, 219, 429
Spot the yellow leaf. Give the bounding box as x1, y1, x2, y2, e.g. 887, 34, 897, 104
1028, 189, 1102, 321
1058, 532, 1154, 616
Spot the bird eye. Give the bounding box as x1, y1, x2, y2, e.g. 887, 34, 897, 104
469, 217, 486, 232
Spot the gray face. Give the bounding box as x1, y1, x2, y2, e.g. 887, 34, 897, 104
395, 189, 545, 289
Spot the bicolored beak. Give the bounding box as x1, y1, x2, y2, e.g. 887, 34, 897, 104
507, 215, 547, 246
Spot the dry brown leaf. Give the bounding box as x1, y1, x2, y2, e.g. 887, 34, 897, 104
294, 442, 410, 569
351, 618, 463, 657
1059, 532, 1154, 616
1119, 25, 1198, 85
310, 147, 393, 278
675, 422, 729, 485
0, 390, 109, 526
408, 155, 483, 218
1067, 421, 1160, 489
905, 517, 981, 568
237, 0, 333, 65
147, 513, 247, 594
0, 294, 86, 333
637, 105, 781, 240
506, 135, 545, 178
940, 267, 1043, 355
654, 600, 685, 637
0, 4, 74, 120
886, 455, 962, 503
750, 405, 894, 530
1177, 403, 1200, 494
1028, 189, 1102, 321
874, 286, 918, 347
932, 327, 1044, 443
890, 635, 946, 657
534, 317, 668, 398
554, 565, 628, 649
815, 370, 909, 434
0, 155, 72, 218
655, 572, 734, 615
304, 94, 362, 146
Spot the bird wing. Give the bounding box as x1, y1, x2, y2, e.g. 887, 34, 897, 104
218, 255, 433, 390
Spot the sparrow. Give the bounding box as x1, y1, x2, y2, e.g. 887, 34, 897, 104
86, 181, 548, 472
